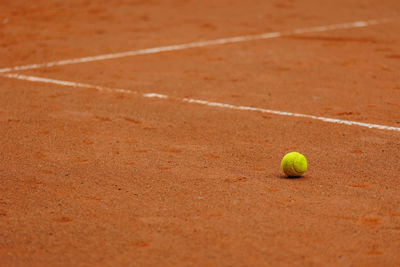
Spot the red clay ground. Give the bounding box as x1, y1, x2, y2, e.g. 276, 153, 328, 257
1, 0, 400, 266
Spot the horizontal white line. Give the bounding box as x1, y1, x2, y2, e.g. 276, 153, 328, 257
142, 93, 168, 99
0, 19, 390, 73
182, 98, 400, 131
2, 73, 400, 132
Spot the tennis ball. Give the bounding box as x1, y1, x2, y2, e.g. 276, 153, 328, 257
281, 152, 307, 177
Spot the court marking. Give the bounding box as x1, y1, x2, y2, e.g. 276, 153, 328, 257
0, 19, 390, 73
2, 73, 400, 132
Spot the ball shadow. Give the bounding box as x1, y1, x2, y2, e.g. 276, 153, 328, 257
278, 174, 306, 180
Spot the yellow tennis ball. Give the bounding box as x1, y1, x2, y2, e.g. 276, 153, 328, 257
281, 152, 308, 177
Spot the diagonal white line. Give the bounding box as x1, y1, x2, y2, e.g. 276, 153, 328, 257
0, 19, 390, 73
2, 73, 400, 132
1, 73, 137, 95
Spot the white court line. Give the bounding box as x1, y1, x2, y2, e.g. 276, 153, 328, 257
2, 73, 400, 132
0, 74, 137, 95
0, 19, 390, 73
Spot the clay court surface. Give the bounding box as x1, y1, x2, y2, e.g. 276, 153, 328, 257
1, 0, 400, 266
